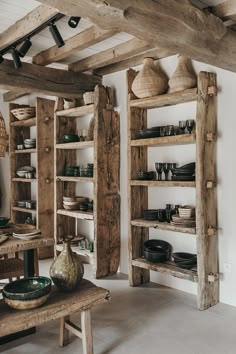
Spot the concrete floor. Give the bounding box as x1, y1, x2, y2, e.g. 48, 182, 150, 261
1, 259, 236, 354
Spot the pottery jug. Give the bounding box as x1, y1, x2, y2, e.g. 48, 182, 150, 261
132, 57, 168, 98
169, 55, 197, 92
50, 237, 84, 291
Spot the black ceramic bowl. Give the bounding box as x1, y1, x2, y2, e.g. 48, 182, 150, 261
3, 276, 52, 301
144, 239, 172, 260
143, 209, 159, 220
172, 252, 197, 261
144, 250, 168, 263
0, 217, 10, 227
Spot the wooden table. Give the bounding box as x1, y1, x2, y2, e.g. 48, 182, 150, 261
0, 279, 110, 354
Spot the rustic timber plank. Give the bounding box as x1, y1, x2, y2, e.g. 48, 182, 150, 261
130, 180, 195, 187
12, 178, 36, 183
56, 105, 94, 117
3, 90, 30, 103
57, 209, 94, 220
33, 26, 117, 66
11, 117, 36, 127
14, 149, 37, 154
0, 237, 54, 256
196, 72, 218, 310
131, 134, 196, 147
129, 88, 198, 109
0, 279, 109, 337
132, 258, 198, 282
56, 176, 94, 183
0, 59, 101, 98
131, 219, 196, 235
55, 141, 94, 149
11, 207, 36, 214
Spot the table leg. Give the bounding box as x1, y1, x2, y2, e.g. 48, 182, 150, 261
81, 309, 94, 354
59, 316, 70, 347
24, 249, 35, 277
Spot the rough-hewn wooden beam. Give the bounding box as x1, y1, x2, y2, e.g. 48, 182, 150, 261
212, 0, 236, 21
0, 59, 101, 98
3, 90, 30, 102
33, 26, 117, 66
69, 38, 152, 72
0, 5, 59, 51
94, 48, 173, 76
37, 0, 236, 73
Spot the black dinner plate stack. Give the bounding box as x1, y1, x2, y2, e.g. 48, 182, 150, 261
171, 162, 195, 181
172, 252, 197, 269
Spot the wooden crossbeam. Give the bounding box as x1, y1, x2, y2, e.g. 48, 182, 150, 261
212, 0, 236, 21
33, 25, 117, 66
0, 59, 101, 98
69, 38, 152, 72
37, 0, 236, 73
3, 90, 30, 102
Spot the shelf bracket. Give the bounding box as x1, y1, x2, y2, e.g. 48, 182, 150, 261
208, 273, 219, 283
44, 116, 51, 124
206, 132, 216, 142
206, 181, 215, 189
207, 226, 217, 236
44, 146, 51, 153
207, 86, 217, 96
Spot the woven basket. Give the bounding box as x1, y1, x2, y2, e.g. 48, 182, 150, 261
0, 112, 7, 157
83, 92, 95, 105
11, 107, 35, 121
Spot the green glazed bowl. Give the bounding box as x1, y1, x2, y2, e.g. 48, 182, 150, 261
0, 217, 10, 227
3, 276, 51, 301
63, 134, 80, 143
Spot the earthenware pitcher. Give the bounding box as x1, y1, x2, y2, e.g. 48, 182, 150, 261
50, 236, 84, 291
132, 57, 168, 98
169, 55, 197, 92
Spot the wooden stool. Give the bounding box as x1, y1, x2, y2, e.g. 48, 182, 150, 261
60, 309, 93, 354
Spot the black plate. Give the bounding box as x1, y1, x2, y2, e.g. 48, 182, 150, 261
178, 162, 195, 170
172, 252, 197, 261
136, 130, 161, 139
171, 176, 195, 181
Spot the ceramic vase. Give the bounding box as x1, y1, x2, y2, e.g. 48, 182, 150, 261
50, 238, 84, 292
132, 57, 168, 98
169, 55, 197, 92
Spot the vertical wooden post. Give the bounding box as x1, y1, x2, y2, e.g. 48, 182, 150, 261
127, 69, 149, 286
196, 71, 218, 310
94, 85, 120, 278
81, 309, 94, 354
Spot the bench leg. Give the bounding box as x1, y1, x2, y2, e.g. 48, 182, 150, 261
81, 309, 94, 354
59, 315, 70, 347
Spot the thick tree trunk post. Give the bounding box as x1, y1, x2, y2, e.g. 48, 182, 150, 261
196, 71, 218, 310
127, 69, 149, 286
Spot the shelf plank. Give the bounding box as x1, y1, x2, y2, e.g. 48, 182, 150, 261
56, 244, 94, 264
130, 180, 195, 187
11, 206, 37, 214
11, 117, 36, 127
56, 176, 94, 183
57, 209, 94, 220
56, 104, 94, 117
132, 258, 198, 282
56, 141, 94, 149
131, 134, 196, 147
131, 219, 196, 234
12, 178, 37, 183
14, 149, 37, 154
129, 88, 197, 109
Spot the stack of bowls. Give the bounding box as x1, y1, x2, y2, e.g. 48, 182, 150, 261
17, 200, 27, 208
79, 203, 89, 212
144, 239, 172, 263
63, 196, 88, 210
171, 206, 196, 227
24, 138, 36, 149
64, 166, 80, 177
16, 166, 34, 178
172, 252, 197, 269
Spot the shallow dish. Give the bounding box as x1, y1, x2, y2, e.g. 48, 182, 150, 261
13, 234, 40, 240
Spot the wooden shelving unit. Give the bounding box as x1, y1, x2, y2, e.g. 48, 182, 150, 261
9, 98, 55, 259
54, 85, 120, 278
127, 69, 218, 310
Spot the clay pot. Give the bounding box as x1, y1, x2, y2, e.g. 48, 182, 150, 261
50, 237, 84, 291
132, 57, 168, 98
169, 55, 197, 92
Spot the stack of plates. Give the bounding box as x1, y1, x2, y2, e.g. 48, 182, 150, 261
172, 162, 195, 181
17, 200, 27, 208
63, 196, 88, 210
24, 139, 36, 149
171, 214, 196, 228
172, 252, 197, 269
13, 228, 41, 240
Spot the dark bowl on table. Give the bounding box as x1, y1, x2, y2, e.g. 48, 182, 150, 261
3, 276, 52, 301
0, 217, 10, 227
63, 134, 80, 143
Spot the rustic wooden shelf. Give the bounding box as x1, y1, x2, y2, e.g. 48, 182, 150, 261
12, 178, 37, 183
56, 104, 94, 117
11, 117, 36, 127
56, 141, 94, 149
132, 258, 198, 282
131, 134, 196, 147
12, 206, 37, 214
130, 180, 195, 187
57, 209, 94, 220
14, 149, 37, 154
131, 219, 196, 234
129, 88, 197, 109
56, 176, 94, 183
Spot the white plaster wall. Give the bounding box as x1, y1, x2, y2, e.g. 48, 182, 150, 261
103, 55, 236, 307
1, 54, 236, 306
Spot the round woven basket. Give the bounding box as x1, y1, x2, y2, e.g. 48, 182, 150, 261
11, 107, 35, 121
0, 112, 7, 157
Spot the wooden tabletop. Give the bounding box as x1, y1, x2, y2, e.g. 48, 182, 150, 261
0, 236, 54, 255
0, 279, 110, 337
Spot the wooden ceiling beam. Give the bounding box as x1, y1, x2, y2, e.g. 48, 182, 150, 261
0, 59, 101, 98
3, 90, 30, 102
69, 38, 155, 72
37, 0, 236, 73
0, 5, 59, 51
212, 0, 236, 21
33, 25, 117, 66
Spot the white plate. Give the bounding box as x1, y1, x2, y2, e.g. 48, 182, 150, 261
13, 229, 41, 237
17, 166, 34, 172
13, 234, 40, 240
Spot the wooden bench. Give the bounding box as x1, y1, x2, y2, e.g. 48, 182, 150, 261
0, 279, 110, 354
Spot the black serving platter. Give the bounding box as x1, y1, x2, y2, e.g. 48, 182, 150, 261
171, 176, 195, 181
